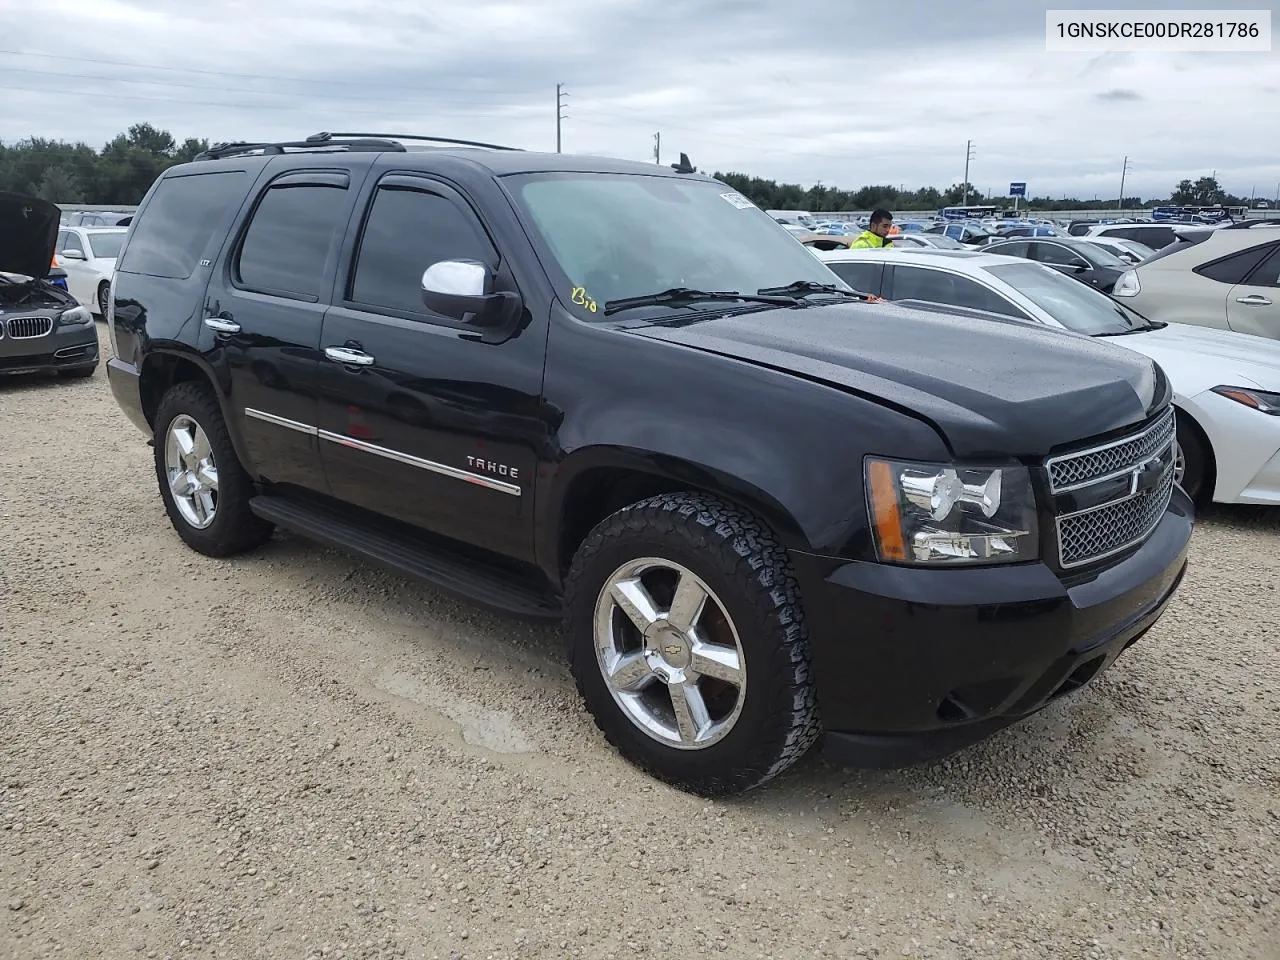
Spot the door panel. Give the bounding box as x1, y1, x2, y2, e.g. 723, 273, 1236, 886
315, 173, 547, 562
206, 168, 361, 493
1226, 247, 1280, 339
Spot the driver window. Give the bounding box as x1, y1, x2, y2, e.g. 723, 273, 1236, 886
1033, 243, 1087, 268
349, 184, 494, 318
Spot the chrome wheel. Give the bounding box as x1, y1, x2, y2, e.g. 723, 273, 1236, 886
163, 414, 219, 529
593, 557, 746, 750
1173, 440, 1185, 487
97, 283, 110, 318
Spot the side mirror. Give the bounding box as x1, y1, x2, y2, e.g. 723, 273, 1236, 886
60, 248, 86, 260
421, 259, 519, 328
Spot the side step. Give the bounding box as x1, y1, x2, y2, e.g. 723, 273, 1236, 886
249, 494, 563, 622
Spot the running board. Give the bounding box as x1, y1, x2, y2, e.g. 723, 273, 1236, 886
249, 494, 562, 622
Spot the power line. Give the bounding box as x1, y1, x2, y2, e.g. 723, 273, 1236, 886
1, 83, 529, 118
0, 65, 538, 106
0, 47, 530, 94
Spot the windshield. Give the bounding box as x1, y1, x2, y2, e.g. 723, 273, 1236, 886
504, 172, 849, 316
984, 262, 1147, 335
87, 232, 126, 259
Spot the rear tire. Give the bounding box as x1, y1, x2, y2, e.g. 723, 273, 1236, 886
565, 492, 821, 796
153, 381, 274, 557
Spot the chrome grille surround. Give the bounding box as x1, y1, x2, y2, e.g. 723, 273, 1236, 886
6, 316, 54, 339
1047, 408, 1177, 569
1047, 407, 1175, 492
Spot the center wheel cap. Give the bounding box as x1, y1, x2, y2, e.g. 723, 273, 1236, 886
646, 623, 692, 670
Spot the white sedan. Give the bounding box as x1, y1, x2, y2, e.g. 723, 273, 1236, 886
55, 226, 127, 316
816, 247, 1280, 506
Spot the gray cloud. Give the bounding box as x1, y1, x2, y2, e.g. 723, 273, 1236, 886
1096, 89, 1144, 102
2, 0, 1278, 200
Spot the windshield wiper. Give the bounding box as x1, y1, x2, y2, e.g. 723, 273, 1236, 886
1095, 321, 1166, 337
602, 287, 798, 316
756, 280, 873, 300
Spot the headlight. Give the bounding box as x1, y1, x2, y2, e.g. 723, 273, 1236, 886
865, 457, 1040, 565
56, 305, 93, 326
1212, 385, 1280, 415
1112, 270, 1140, 297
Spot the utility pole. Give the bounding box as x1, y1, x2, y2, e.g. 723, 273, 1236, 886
556, 83, 568, 153
963, 140, 975, 206
652, 132, 660, 165
1118, 155, 1130, 210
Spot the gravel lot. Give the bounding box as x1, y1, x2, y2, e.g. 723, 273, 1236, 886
3, 327, 1278, 960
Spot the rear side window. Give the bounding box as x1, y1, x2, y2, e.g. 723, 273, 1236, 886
348, 184, 493, 317
119, 171, 248, 279
1195, 243, 1276, 284
235, 180, 350, 300
889, 265, 1027, 318
826, 261, 883, 295
1243, 247, 1280, 288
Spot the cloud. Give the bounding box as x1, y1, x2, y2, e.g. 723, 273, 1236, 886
1095, 89, 1144, 102
2, 0, 1278, 200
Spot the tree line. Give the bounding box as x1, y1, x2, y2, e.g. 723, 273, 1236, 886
0, 121, 1257, 212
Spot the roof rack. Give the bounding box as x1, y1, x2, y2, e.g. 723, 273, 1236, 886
1222, 217, 1280, 229
305, 131, 521, 151
192, 130, 521, 162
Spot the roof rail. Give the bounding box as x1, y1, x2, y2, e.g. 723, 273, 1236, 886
191, 131, 522, 162
1222, 217, 1280, 229
193, 137, 407, 161
305, 131, 522, 151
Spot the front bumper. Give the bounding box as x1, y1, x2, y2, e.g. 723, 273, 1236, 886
0, 321, 99, 376
789, 486, 1194, 768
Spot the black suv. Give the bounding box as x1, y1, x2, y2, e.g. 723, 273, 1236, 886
105, 133, 1193, 796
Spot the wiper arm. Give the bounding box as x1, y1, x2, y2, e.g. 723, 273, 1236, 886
757, 279, 879, 301
603, 286, 797, 316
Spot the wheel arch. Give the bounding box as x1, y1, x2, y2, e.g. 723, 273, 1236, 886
139, 348, 252, 469
542, 445, 809, 588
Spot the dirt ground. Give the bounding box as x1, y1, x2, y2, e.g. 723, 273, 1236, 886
2, 327, 1278, 960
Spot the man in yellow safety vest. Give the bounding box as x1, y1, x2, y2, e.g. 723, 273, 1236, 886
850, 208, 895, 248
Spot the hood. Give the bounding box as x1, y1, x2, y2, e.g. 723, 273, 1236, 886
0, 192, 60, 281
625, 300, 1167, 459
1117, 321, 1280, 393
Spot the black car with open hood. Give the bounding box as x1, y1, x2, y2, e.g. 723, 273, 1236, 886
104, 134, 1192, 796
0, 191, 99, 378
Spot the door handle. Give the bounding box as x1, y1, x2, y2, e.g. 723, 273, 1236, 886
1236, 295, 1273, 306
324, 346, 375, 366
203, 317, 240, 334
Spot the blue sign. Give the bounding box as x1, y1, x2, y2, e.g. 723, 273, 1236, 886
1009, 181, 1027, 197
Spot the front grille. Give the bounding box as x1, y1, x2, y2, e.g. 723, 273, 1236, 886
6, 316, 54, 339
1048, 409, 1177, 569
1058, 465, 1175, 567
1047, 407, 1175, 491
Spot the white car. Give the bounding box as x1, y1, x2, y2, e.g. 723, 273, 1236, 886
1084, 235, 1158, 265
54, 226, 127, 316
816, 247, 1280, 506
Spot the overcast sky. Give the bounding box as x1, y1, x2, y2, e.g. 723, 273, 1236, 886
2, 0, 1278, 201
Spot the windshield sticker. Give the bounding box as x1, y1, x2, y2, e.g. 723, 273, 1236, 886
719, 191, 756, 210
570, 286, 598, 313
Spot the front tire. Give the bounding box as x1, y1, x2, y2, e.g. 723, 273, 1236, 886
153, 381, 274, 557
96, 281, 110, 318
565, 492, 821, 796
1174, 410, 1211, 505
